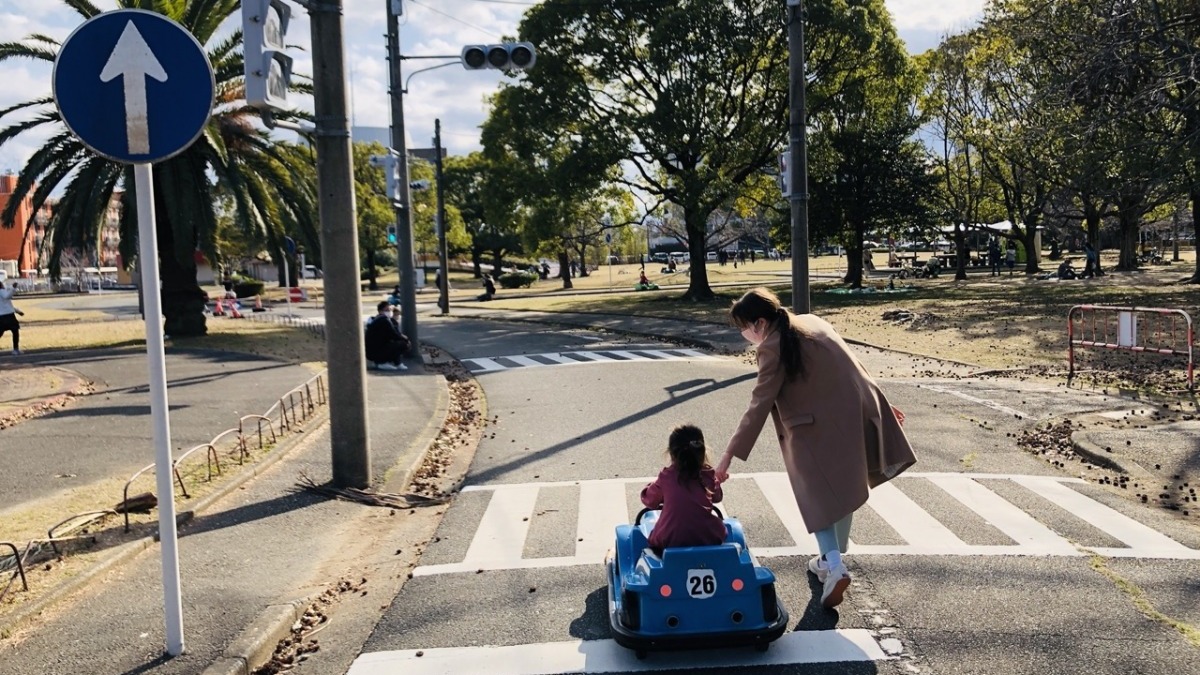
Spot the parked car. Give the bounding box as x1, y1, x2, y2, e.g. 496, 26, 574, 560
706, 251, 718, 261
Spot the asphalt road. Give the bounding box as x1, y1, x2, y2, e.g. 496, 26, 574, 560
281, 316, 1200, 675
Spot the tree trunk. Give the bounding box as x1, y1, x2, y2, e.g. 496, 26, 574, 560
1187, 192, 1200, 284
1115, 205, 1141, 271
492, 249, 503, 277
156, 213, 207, 337
366, 249, 378, 291
557, 250, 572, 289
953, 223, 967, 281
681, 206, 714, 301
578, 243, 590, 277
1022, 218, 1040, 274
471, 246, 482, 279
1085, 205, 1104, 277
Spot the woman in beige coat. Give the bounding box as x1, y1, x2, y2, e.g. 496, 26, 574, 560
714, 288, 916, 609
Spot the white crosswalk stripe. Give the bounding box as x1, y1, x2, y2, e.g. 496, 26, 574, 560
347, 630, 890, 675
413, 472, 1200, 577
460, 349, 722, 373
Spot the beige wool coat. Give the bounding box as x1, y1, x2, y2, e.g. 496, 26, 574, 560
727, 313, 917, 533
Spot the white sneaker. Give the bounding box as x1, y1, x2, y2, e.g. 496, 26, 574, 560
821, 564, 851, 609
807, 555, 829, 583
378, 363, 398, 371
11, 349, 19, 356
395, 362, 408, 370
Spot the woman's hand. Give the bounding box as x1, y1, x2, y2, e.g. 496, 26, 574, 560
714, 451, 733, 484
891, 405, 905, 427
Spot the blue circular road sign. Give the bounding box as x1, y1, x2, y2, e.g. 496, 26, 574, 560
53, 9, 214, 164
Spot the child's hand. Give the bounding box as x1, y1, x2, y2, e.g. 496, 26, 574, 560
15, 309, 23, 316
891, 405, 905, 427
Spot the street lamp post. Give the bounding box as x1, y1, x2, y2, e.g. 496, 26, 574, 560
787, 0, 811, 313
386, 0, 419, 353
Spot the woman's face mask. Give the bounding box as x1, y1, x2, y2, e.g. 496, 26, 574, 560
740, 318, 767, 346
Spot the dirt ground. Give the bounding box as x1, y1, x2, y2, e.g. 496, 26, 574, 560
485, 252, 1200, 400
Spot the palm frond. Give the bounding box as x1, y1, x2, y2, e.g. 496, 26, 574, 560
25, 34, 62, 48
0, 42, 58, 64
0, 112, 62, 149
62, 0, 103, 19
0, 96, 53, 124
0, 131, 81, 227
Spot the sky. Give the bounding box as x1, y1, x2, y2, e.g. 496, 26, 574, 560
0, 0, 987, 176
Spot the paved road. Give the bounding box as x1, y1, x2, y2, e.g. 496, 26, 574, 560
271, 318, 1200, 675
0, 348, 316, 511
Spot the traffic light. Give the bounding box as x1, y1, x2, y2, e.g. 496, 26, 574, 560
387, 226, 398, 245
460, 43, 536, 71
369, 153, 401, 202
242, 0, 294, 110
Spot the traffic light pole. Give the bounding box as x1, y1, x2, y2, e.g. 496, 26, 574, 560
310, 0, 371, 488
787, 0, 811, 314
386, 0, 419, 353
435, 119, 450, 314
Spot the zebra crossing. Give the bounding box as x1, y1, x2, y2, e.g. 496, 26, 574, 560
460, 348, 722, 373
413, 472, 1200, 577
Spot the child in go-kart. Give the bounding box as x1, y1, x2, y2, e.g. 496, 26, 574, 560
639, 424, 726, 554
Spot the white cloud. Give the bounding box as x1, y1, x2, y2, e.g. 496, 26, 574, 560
884, 0, 986, 32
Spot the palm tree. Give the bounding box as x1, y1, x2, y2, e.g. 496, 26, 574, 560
0, 0, 318, 336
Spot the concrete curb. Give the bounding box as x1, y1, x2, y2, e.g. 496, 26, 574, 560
0, 406, 331, 640
201, 354, 454, 675
200, 591, 323, 675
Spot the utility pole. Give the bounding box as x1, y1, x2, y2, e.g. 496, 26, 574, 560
435, 119, 449, 314
311, 0, 371, 487
386, 0, 419, 352
787, 0, 811, 314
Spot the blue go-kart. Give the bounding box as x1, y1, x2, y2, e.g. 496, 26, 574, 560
605, 507, 789, 658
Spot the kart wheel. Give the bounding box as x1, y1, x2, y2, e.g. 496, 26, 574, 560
636, 650, 647, 660
755, 643, 770, 653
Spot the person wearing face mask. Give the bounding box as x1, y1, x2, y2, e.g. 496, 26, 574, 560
714, 287, 915, 609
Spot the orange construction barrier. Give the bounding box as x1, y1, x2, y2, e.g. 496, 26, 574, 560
288, 287, 308, 302
252, 295, 267, 312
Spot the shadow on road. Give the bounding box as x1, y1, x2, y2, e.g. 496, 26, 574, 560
467, 372, 756, 485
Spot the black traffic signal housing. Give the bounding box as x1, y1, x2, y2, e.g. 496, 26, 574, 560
460, 43, 536, 71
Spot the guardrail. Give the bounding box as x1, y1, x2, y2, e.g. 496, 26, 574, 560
1, 373, 330, 603
114, 371, 326, 531
1068, 305, 1194, 391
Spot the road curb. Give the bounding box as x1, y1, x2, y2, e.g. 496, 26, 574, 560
0, 407, 330, 641
205, 355, 452, 675
200, 592, 322, 675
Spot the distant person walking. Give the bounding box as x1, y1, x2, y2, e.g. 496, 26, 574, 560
1005, 242, 1017, 277
988, 238, 1001, 276
0, 279, 24, 355
1081, 241, 1098, 278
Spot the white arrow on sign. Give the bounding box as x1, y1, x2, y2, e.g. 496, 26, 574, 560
99, 21, 168, 155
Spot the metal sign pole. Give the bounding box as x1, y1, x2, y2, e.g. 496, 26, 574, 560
283, 253, 292, 318
134, 163, 185, 655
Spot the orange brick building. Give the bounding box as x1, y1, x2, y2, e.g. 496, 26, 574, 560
0, 173, 37, 273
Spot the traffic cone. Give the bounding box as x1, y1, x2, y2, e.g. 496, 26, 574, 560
229, 299, 244, 319
213, 298, 226, 316
252, 295, 267, 312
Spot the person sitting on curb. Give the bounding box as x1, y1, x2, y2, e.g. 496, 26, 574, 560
365, 301, 409, 371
